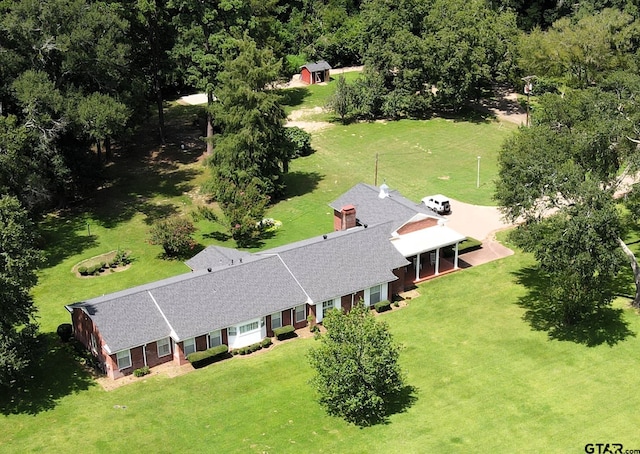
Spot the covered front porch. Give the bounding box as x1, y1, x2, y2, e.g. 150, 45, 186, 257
390, 224, 467, 284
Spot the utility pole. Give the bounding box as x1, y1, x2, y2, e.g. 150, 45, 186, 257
522, 75, 536, 127
374, 153, 379, 186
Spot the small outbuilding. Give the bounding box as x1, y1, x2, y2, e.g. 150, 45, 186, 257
300, 60, 332, 85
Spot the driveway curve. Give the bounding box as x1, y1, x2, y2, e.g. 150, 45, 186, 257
444, 199, 515, 266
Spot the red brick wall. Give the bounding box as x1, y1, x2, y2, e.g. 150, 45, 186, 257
173, 341, 189, 366
146, 340, 173, 369
391, 268, 406, 296
396, 218, 438, 235
333, 209, 342, 231
308, 305, 317, 325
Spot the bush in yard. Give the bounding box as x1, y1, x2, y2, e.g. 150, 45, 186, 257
56, 323, 73, 342
78, 266, 88, 275
133, 366, 150, 377
187, 345, 228, 368
308, 302, 405, 426
148, 216, 197, 258
374, 300, 391, 313
273, 325, 295, 340
261, 338, 272, 348
285, 126, 313, 157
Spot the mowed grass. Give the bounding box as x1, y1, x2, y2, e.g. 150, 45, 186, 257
6, 78, 640, 452
3, 249, 640, 452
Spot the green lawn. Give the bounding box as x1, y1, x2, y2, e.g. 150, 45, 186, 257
5, 79, 640, 452
3, 247, 640, 452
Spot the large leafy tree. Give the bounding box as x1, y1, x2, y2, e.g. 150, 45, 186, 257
308, 303, 405, 426
207, 36, 291, 245
0, 196, 43, 387
358, 0, 518, 115
495, 85, 640, 323
519, 8, 640, 88
170, 0, 249, 155
1, 0, 136, 208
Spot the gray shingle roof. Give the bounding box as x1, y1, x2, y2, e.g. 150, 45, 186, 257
152, 255, 309, 340
185, 246, 255, 271
68, 286, 175, 354
329, 183, 441, 231
68, 257, 310, 351
258, 222, 409, 303
301, 60, 332, 72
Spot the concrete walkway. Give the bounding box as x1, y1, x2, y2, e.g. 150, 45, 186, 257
444, 199, 515, 266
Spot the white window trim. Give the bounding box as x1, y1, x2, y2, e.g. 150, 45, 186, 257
271, 312, 282, 329
157, 337, 171, 358
116, 350, 132, 370
208, 330, 221, 348
183, 338, 196, 357
370, 284, 382, 305
239, 321, 260, 335
365, 283, 388, 306
295, 304, 306, 323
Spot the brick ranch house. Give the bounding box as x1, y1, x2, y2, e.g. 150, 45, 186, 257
65, 183, 466, 380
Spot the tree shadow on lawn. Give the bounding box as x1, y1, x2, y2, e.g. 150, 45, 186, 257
0, 333, 95, 416
280, 171, 323, 199
512, 266, 635, 347
436, 106, 495, 125
39, 213, 99, 268
277, 87, 310, 108
379, 384, 419, 425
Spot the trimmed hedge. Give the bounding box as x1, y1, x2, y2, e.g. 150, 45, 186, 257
187, 344, 228, 368
133, 366, 150, 377
374, 300, 391, 313
261, 338, 272, 348
273, 325, 295, 340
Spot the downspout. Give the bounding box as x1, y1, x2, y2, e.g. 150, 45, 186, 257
143, 344, 148, 367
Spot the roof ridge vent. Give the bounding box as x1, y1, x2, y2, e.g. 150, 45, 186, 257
378, 182, 390, 199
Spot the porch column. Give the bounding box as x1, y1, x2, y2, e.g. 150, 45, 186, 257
415, 254, 421, 281
435, 248, 440, 275
454, 242, 459, 269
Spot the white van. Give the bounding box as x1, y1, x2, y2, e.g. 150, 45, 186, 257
422, 194, 451, 215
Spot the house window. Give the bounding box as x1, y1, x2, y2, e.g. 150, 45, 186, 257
116, 350, 131, 370
295, 304, 306, 323
209, 330, 221, 348
183, 338, 196, 357
239, 321, 259, 335
271, 312, 282, 330
322, 300, 335, 314
370, 285, 382, 305
90, 333, 98, 354
228, 326, 237, 336
157, 337, 171, 357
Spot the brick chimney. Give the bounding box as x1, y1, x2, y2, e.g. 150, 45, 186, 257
335, 205, 356, 231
